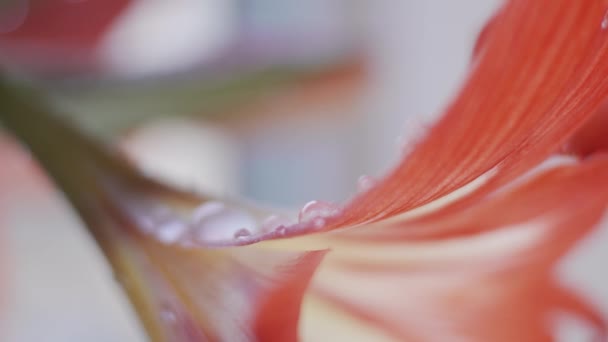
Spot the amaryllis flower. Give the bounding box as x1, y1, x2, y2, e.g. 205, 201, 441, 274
3, 0, 608, 341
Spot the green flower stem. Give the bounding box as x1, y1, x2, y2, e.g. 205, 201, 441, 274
0, 77, 182, 341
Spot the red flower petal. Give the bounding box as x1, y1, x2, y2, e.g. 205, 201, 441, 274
343, 157, 605, 242
71, 230, 325, 341
253, 251, 326, 342
3, 1, 608, 340
471, 11, 498, 61
562, 101, 608, 157
300, 157, 608, 341
328, 0, 608, 228
0, 0, 131, 71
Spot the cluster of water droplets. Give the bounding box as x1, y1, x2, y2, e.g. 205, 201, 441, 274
129, 197, 349, 246
189, 201, 257, 243
297, 200, 342, 229
130, 121, 422, 246
260, 214, 293, 235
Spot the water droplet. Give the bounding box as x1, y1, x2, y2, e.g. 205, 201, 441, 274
356, 175, 376, 193
298, 200, 341, 224
233, 228, 251, 240
395, 135, 406, 149
260, 215, 293, 233
155, 219, 188, 244
130, 204, 173, 234
132, 213, 156, 233
191, 201, 226, 222
312, 217, 326, 228
602, 10, 608, 29
275, 226, 287, 236
160, 308, 177, 324
190, 201, 256, 242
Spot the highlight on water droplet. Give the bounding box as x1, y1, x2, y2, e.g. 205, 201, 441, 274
233, 228, 251, 240
395, 135, 406, 152
602, 10, 608, 29
189, 201, 257, 243
160, 309, 177, 324
298, 200, 341, 225
127, 202, 174, 234
312, 217, 326, 228
356, 174, 376, 193
155, 219, 188, 244
275, 226, 288, 236
191, 201, 226, 222
260, 215, 293, 233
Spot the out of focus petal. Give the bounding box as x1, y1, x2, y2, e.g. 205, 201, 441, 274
0, 0, 131, 72
108, 235, 324, 341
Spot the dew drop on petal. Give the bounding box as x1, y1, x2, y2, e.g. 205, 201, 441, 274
160, 309, 177, 324
602, 10, 608, 30
131, 212, 157, 233
298, 200, 341, 224
155, 219, 188, 244
356, 174, 376, 193
190, 201, 257, 242
275, 226, 287, 236
191, 201, 226, 222
260, 215, 293, 233
312, 217, 326, 228
233, 228, 251, 240
130, 204, 173, 234
395, 135, 406, 152
395, 134, 417, 156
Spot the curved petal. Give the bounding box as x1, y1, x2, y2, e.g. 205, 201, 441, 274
106, 236, 324, 341
0, 132, 328, 342
297, 157, 608, 341
339, 157, 605, 242
109, 0, 608, 245
328, 0, 608, 228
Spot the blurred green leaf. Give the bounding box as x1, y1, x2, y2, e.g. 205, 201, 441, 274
40, 62, 345, 138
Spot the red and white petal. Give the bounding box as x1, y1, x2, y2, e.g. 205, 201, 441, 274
293, 157, 608, 341
107, 236, 324, 341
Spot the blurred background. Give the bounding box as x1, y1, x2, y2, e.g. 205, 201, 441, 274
1, 1, 606, 341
